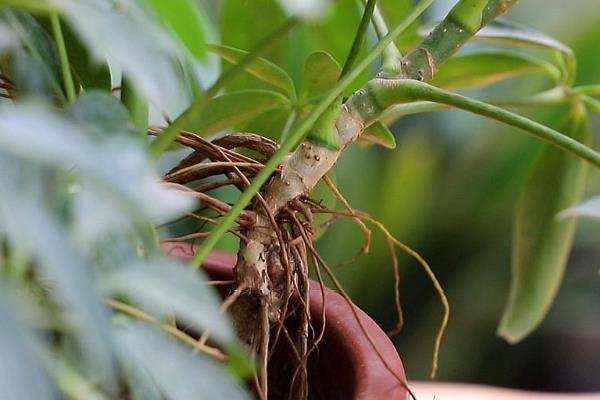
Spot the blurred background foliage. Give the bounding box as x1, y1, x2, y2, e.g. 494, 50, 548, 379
201, 0, 600, 391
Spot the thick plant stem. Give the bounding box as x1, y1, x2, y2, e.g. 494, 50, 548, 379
191, 0, 436, 267
399, 0, 520, 81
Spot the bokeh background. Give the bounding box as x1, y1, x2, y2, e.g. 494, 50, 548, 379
195, 0, 600, 392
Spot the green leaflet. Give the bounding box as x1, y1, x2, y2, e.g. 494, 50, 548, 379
208, 44, 295, 98
498, 104, 590, 343
143, 0, 207, 60
301, 50, 341, 99
432, 50, 561, 90
184, 89, 290, 137
359, 121, 397, 149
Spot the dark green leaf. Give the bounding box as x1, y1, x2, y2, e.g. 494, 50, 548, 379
185, 89, 290, 137
208, 44, 295, 98
61, 19, 110, 90
498, 105, 590, 343
220, 0, 287, 92
432, 50, 561, 90
359, 121, 396, 149
301, 50, 340, 99
143, 0, 207, 60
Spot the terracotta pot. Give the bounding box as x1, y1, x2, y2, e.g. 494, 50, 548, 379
163, 242, 408, 400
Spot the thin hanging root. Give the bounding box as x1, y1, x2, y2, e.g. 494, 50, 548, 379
386, 237, 405, 338
314, 209, 449, 380
105, 299, 226, 361
300, 237, 417, 400
290, 215, 327, 348
258, 299, 270, 399
323, 175, 372, 255
322, 176, 400, 329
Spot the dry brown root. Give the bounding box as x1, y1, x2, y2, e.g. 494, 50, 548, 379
158, 129, 430, 399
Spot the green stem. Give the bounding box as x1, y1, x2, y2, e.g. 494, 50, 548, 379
359, 0, 403, 75
341, 0, 377, 78
149, 17, 299, 158
0, 0, 55, 14
360, 79, 600, 168
400, 0, 519, 81
121, 78, 148, 143
50, 10, 76, 103
190, 0, 437, 267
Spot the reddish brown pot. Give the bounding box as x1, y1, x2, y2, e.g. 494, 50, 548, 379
163, 242, 408, 400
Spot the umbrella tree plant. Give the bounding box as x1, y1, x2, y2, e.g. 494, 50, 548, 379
1, 0, 600, 398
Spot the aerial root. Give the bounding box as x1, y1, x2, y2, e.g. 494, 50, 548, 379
313, 207, 449, 380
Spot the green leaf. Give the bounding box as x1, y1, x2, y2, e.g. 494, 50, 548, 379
185, 89, 290, 136
53, 0, 187, 111
359, 121, 396, 149
220, 0, 287, 92
142, 0, 207, 60
208, 44, 295, 98
301, 50, 341, 99
104, 259, 234, 344
432, 50, 561, 90
114, 325, 250, 400
475, 19, 575, 84
498, 105, 590, 344
0, 290, 57, 399
67, 91, 138, 139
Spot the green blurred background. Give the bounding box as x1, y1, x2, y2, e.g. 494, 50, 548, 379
194, 0, 600, 391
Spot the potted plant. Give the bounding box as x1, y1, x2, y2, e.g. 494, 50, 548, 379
1, 0, 600, 399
